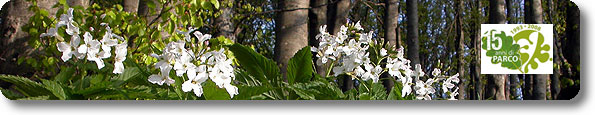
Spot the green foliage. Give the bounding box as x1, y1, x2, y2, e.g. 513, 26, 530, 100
228, 43, 280, 87
0, 75, 51, 97
287, 46, 313, 85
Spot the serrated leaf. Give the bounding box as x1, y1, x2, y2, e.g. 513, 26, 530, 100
1, 88, 24, 100
287, 81, 344, 100
111, 67, 141, 87
228, 44, 280, 86
0, 74, 51, 97
41, 79, 68, 100
287, 46, 313, 84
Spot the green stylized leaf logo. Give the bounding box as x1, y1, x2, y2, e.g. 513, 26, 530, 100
513, 30, 551, 73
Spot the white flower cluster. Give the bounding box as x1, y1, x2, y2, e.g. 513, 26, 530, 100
311, 21, 381, 82
312, 23, 460, 100
41, 8, 127, 74
148, 29, 238, 98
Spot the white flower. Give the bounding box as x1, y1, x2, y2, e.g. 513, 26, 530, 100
40, 27, 58, 37
380, 48, 387, 57
448, 87, 459, 100
182, 65, 209, 97
361, 64, 382, 83
80, 32, 108, 69
174, 51, 197, 77
193, 31, 212, 43
442, 73, 460, 93
56, 42, 74, 61
58, 8, 79, 35
177, 27, 197, 42
432, 68, 441, 77
354, 21, 363, 31
113, 43, 127, 74
414, 79, 435, 100
414, 64, 425, 78
224, 83, 239, 98
148, 65, 175, 86
400, 76, 413, 97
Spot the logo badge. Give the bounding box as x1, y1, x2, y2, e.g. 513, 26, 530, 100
481, 24, 553, 74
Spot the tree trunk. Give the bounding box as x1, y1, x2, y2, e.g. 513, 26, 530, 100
67, 0, 89, 8
524, 0, 547, 100
327, 0, 353, 91
0, 0, 60, 78
406, 0, 420, 67
215, 0, 235, 41
274, 0, 310, 81
385, 0, 399, 48
546, 0, 560, 100
470, 0, 483, 100
327, 0, 351, 34
123, 0, 139, 13
309, 0, 328, 77
488, 0, 507, 100
455, 0, 465, 100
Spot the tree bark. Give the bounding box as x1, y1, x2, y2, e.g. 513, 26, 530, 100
546, 0, 560, 100
558, 1, 580, 100
274, 0, 310, 81
406, 0, 420, 67
470, 0, 483, 100
380, 0, 399, 93
455, 0, 466, 100
488, 0, 507, 100
327, 0, 353, 91
309, 0, 328, 77
67, 0, 89, 8
0, 0, 59, 77
215, 0, 236, 41
524, 0, 547, 100
123, 0, 140, 13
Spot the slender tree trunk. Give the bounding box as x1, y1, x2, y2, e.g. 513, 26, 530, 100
327, 0, 354, 91
470, 0, 483, 100
309, 0, 328, 77
379, 0, 399, 93
488, 0, 507, 100
123, 0, 140, 13
524, 0, 547, 100
385, 0, 399, 49
215, 0, 236, 41
406, 0, 420, 67
455, 0, 466, 100
274, 0, 310, 81
546, 0, 560, 100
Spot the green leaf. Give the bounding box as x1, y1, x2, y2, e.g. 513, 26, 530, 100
1, 88, 24, 100
287, 81, 344, 100
211, 0, 220, 9
111, 67, 141, 86
232, 85, 270, 100
359, 93, 371, 100
41, 79, 68, 100
202, 80, 231, 100
387, 81, 404, 100
54, 67, 75, 83
228, 44, 280, 86
0, 74, 51, 97
287, 46, 313, 84
17, 95, 50, 100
